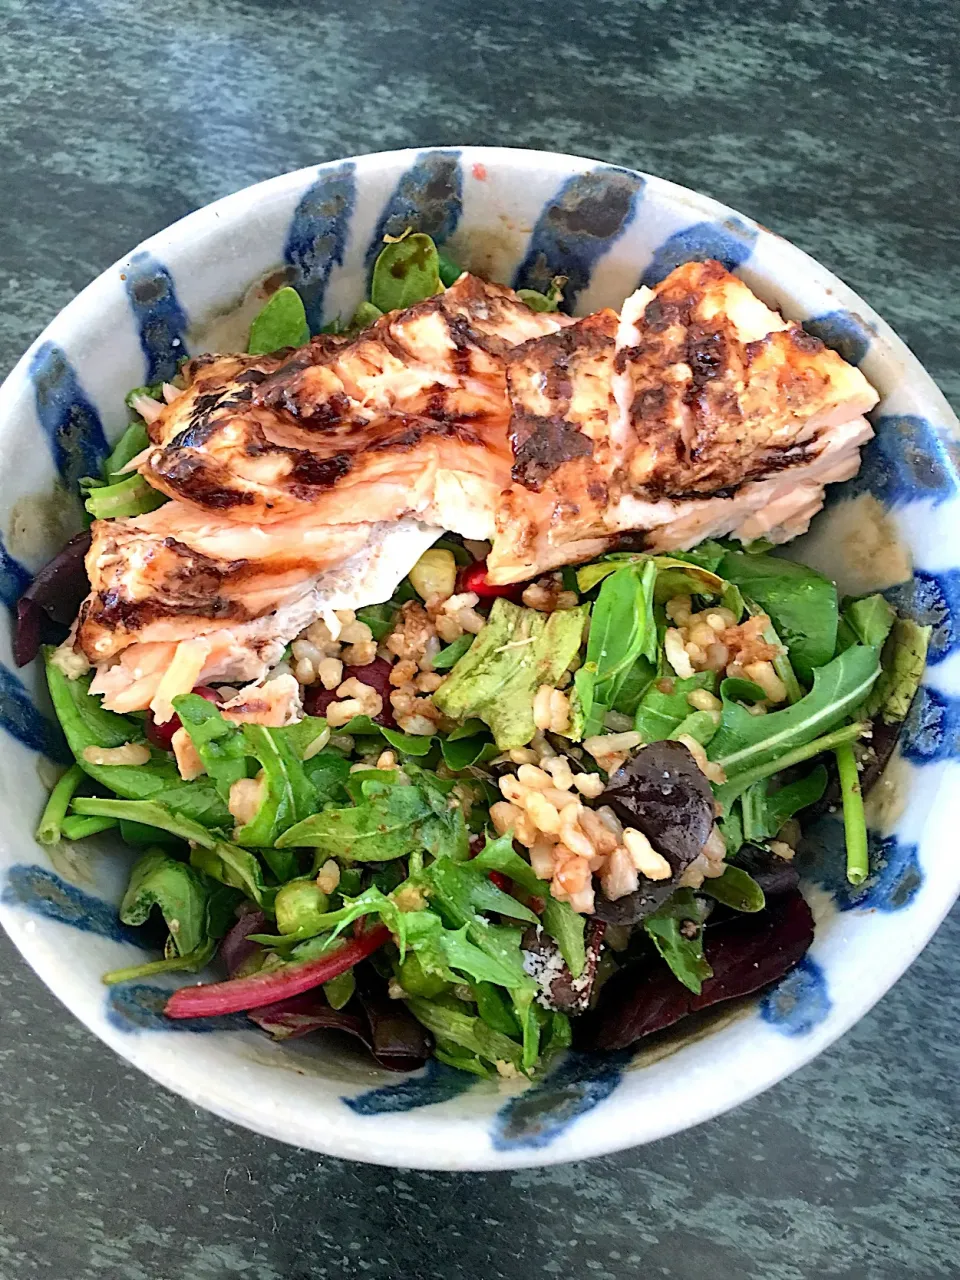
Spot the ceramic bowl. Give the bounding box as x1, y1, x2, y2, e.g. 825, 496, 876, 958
0, 147, 957, 1170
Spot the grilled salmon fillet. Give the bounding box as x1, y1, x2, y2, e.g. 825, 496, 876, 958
138, 274, 571, 538
485, 260, 879, 581
77, 509, 441, 712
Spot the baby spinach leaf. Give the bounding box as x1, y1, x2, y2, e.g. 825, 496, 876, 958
439, 733, 498, 771
700, 865, 765, 913
436, 251, 463, 288
247, 286, 310, 354
642, 889, 712, 995
102, 421, 150, 484
189, 841, 274, 913
407, 996, 524, 1069
323, 969, 356, 1011
343, 300, 383, 335
433, 599, 587, 749
836, 593, 896, 653
370, 233, 442, 312
865, 616, 930, 723
718, 550, 838, 683
355, 602, 397, 641
633, 672, 717, 742
84, 473, 166, 520
669, 541, 727, 573
708, 645, 880, 780
120, 850, 209, 956
70, 797, 219, 848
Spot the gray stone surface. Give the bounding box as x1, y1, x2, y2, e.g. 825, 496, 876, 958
0, 0, 957, 1276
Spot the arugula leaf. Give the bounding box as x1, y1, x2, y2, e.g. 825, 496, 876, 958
277, 780, 430, 859
573, 562, 657, 739
120, 850, 210, 956
643, 889, 712, 994
718, 550, 838, 683
301, 748, 351, 803
699, 865, 765, 913
234, 724, 318, 865
426, 857, 539, 929
669, 541, 728, 573
611, 655, 656, 717
713, 721, 866, 815
740, 765, 828, 843
370, 232, 443, 312
470, 833, 586, 976
379, 727, 435, 757
172, 694, 248, 800
433, 599, 587, 749
633, 671, 717, 742
432, 633, 474, 671
248, 286, 310, 354
102, 421, 150, 484
865, 617, 930, 723
708, 645, 880, 780
84, 473, 166, 520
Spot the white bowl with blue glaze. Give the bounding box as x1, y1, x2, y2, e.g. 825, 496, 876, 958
1, 147, 957, 1170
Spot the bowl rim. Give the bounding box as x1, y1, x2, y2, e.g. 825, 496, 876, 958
1, 144, 958, 1170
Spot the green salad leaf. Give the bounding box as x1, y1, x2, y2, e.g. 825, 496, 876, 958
189, 841, 274, 912
739, 764, 828, 843
370, 232, 443, 312
172, 694, 248, 800
865, 616, 930, 723
102, 421, 150, 484
633, 671, 717, 742
836, 593, 896, 653
248, 286, 310, 354
700, 865, 765, 913
433, 599, 587, 749
46, 661, 231, 826
84, 473, 166, 520
718, 549, 838, 683
643, 890, 712, 994
119, 850, 210, 957
573, 561, 657, 739
708, 644, 880, 780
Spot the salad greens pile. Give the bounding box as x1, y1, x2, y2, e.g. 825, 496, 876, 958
32, 233, 931, 1076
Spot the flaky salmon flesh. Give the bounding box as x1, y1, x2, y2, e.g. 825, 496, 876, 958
73, 262, 878, 712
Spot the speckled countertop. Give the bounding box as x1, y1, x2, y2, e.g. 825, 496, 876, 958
1, 1, 958, 1276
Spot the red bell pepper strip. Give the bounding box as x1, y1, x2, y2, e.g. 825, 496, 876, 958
457, 560, 525, 601
164, 924, 390, 1018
